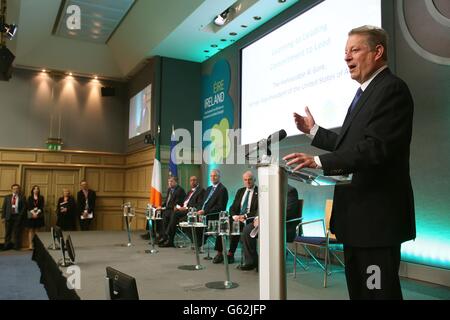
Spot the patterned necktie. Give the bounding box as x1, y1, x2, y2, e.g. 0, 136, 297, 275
240, 190, 250, 214
348, 87, 363, 114
202, 186, 216, 210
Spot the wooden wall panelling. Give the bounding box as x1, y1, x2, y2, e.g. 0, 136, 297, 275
0, 165, 19, 192
1, 152, 36, 163
85, 168, 101, 193
0, 146, 201, 234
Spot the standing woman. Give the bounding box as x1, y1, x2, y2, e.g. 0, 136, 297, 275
26, 185, 45, 250
56, 189, 77, 231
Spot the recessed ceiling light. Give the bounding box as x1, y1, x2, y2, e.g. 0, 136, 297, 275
42, 69, 47, 73
204, 50, 210, 53
211, 44, 218, 48
241, 25, 248, 28
278, 0, 287, 3
253, 16, 262, 21
94, 75, 98, 80
68, 72, 73, 76
220, 39, 227, 42
229, 32, 237, 36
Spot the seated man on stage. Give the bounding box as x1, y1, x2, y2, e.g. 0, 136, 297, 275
197, 169, 228, 263
166, 175, 205, 248
238, 185, 299, 271
158, 176, 186, 247
215, 171, 258, 264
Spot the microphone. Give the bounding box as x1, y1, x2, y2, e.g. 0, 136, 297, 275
246, 129, 287, 158
266, 129, 287, 145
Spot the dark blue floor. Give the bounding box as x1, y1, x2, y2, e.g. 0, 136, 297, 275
0, 251, 48, 300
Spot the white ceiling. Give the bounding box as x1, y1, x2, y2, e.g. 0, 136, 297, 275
5, 0, 298, 80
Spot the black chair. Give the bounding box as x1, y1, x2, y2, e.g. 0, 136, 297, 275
293, 199, 344, 287
286, 199, 308, 270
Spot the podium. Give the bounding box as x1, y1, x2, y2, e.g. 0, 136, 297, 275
257, 162, 351, 300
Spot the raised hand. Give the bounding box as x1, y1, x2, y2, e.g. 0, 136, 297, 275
294, 106, 316, 134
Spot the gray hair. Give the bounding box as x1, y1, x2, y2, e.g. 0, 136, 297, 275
349, 25, 388, 61
243, 171, 254, 179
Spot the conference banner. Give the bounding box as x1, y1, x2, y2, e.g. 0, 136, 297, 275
201, 59, 234, 164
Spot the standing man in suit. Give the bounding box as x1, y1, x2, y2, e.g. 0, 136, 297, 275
216, 171, 258, 264
284, 26, 415, 299
77, 180, 97, 231
1, 184, 27, 251
197, 169, 228, 263
161, 176, 202, 247
158, 176, 186, 247
238, 185, 299, 271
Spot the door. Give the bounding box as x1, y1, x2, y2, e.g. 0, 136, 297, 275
24, 169, 80, 231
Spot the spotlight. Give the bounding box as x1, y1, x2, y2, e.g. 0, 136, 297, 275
214, 8, 230, 26
0, 22, 17, 40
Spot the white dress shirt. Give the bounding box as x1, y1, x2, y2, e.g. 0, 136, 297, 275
240, 186, 255, 215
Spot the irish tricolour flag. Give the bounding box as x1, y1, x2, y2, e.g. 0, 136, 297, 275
150, 128, 162, 207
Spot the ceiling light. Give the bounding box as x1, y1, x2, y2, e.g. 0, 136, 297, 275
0, 22, 18, 40
42, 69, 47, 73
229, 32, 237, 36
253, 16, 262, 21
211, 44, 218, 48
278, 0, 287, 3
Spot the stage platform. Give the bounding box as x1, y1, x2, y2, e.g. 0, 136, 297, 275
31, 231, 450, 300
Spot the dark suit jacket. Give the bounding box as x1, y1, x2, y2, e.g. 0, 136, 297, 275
229, 186, 258, 219
27, 195, 45, 218
184, 186, 205, 210
2, 193, 27, 220
313, 68, 415, 247
201, 183, 228, 219
56, 196, 77, 230
77, 189, 97, 216
163, 185, 186, 211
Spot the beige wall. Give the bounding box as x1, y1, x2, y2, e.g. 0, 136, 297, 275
0, 147, 201, 243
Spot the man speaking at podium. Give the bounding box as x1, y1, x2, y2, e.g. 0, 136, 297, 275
283, 26, 415, 300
